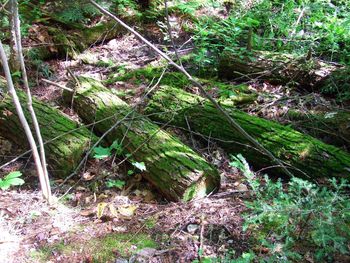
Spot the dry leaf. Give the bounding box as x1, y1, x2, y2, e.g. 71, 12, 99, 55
118, 205, 137, 217
96, 202, 108, 219
109, 204, 119, 217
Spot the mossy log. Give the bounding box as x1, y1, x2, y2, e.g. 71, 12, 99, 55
0, 78, 97, 177
284, 109, 350, 151
65, 77, 220, 201
145, 85, 350, 179
218, 51, 340, 88
27, 21, 124, 60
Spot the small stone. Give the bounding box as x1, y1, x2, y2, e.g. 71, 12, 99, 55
186, 224, 199, 234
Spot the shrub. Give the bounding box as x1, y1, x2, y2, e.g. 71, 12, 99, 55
230, 154, 350, 262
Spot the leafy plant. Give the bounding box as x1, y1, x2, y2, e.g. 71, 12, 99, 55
93, 145, 112, 160
92, 140, 123, 159
0, 171, 25, 190
106, 179, 125, 189
230, 154, 350, 261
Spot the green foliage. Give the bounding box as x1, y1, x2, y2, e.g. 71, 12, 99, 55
192, 0, 350, 69
0, 171, 25, 190
230, 154, 350, 262
320, 68, 350, 102
56, 2, 99, 23
112, 0, 141, 17
92, 140, 123, 159
106, 179, 125, 189
93, 145, 112, 159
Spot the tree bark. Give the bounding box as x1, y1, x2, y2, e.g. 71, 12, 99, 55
65, 77, 220, 202
22, 21, 124, 61
218, 51, 340, 88
0, 78, 97, 177
145, 85, 350, 179
283, 109, 350, 151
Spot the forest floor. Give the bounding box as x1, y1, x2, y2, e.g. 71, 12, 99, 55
1, 14, 348, 262
0, 33, 254, 263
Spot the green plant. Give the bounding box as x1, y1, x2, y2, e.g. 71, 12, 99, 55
0, 171, 25, 190
92, 140, 123, 159
56, 1, 99, 23
106, 179, 125, 189
191, 0, 350, 72
230, 154, 350, 262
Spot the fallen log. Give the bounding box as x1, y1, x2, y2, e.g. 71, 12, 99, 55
284, 109, 350, 151
26, 21, 124, 60
64, 77, 220, 201
0, 77, 97, 177
145, 85, 350, 179
110, 66, 350, 151
218, 51, 340, 88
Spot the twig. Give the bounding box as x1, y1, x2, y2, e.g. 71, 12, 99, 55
41, 78, 73, 92
11, 0, 51, 202
66, 68, 80, 110
88, 0, 294, 177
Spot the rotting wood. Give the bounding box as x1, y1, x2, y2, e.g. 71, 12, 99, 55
218, 51, 341, 88
145, 85, 350, 179
0, 77, 97, 177
64, 76, 220, 202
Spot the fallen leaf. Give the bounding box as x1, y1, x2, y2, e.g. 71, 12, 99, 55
96, 202, 108, 219
118, 205, 137, 217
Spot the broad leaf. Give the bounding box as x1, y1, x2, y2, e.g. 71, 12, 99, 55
93, 146, 111, 159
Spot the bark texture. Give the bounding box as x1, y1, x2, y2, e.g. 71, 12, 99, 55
65, 77, 220, 202
284, 109, 350, 151
26, 21, 124, 61
218, 51, 340, 88
145, 85, 350, 179
0, 78, 97, 177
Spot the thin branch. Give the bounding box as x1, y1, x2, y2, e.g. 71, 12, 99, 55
88, 0, 294, 177
0, 40, 50, 200
41, 79, 73, 92
11, 0, 51, 201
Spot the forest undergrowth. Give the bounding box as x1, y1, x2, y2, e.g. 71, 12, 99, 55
0, 0, 350, 262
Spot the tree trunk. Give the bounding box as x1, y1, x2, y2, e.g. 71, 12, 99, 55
145, 85, 350, 179
283, 109, 350, 151
0, 78, 97, 177
65, 77, 220, 202
9, 0, 20, 72
218, 51, 340, 88
27, 21, 124, 60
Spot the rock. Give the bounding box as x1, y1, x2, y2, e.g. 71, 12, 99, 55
129, 248, 157, 263
186, 224, 199, 234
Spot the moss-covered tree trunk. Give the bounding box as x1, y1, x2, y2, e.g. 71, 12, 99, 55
65, 77, 220, 201
145, 85, 350, 179
284, 109, 350, 151
0, 79, 97, 177
218, 51, 340, 88
27, 21, 124, 60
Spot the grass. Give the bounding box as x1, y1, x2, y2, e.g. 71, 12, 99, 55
33, 232, 157, 262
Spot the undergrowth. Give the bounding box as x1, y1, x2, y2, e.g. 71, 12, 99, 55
230, 154, 350, 262
192, 0, 350, 69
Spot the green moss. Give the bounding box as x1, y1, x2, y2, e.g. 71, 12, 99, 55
35, 233, 157, 262
144, 216, 157, 229
105, 66, 256, 103
71, 77, 220, 201
146, 85, 350, 179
